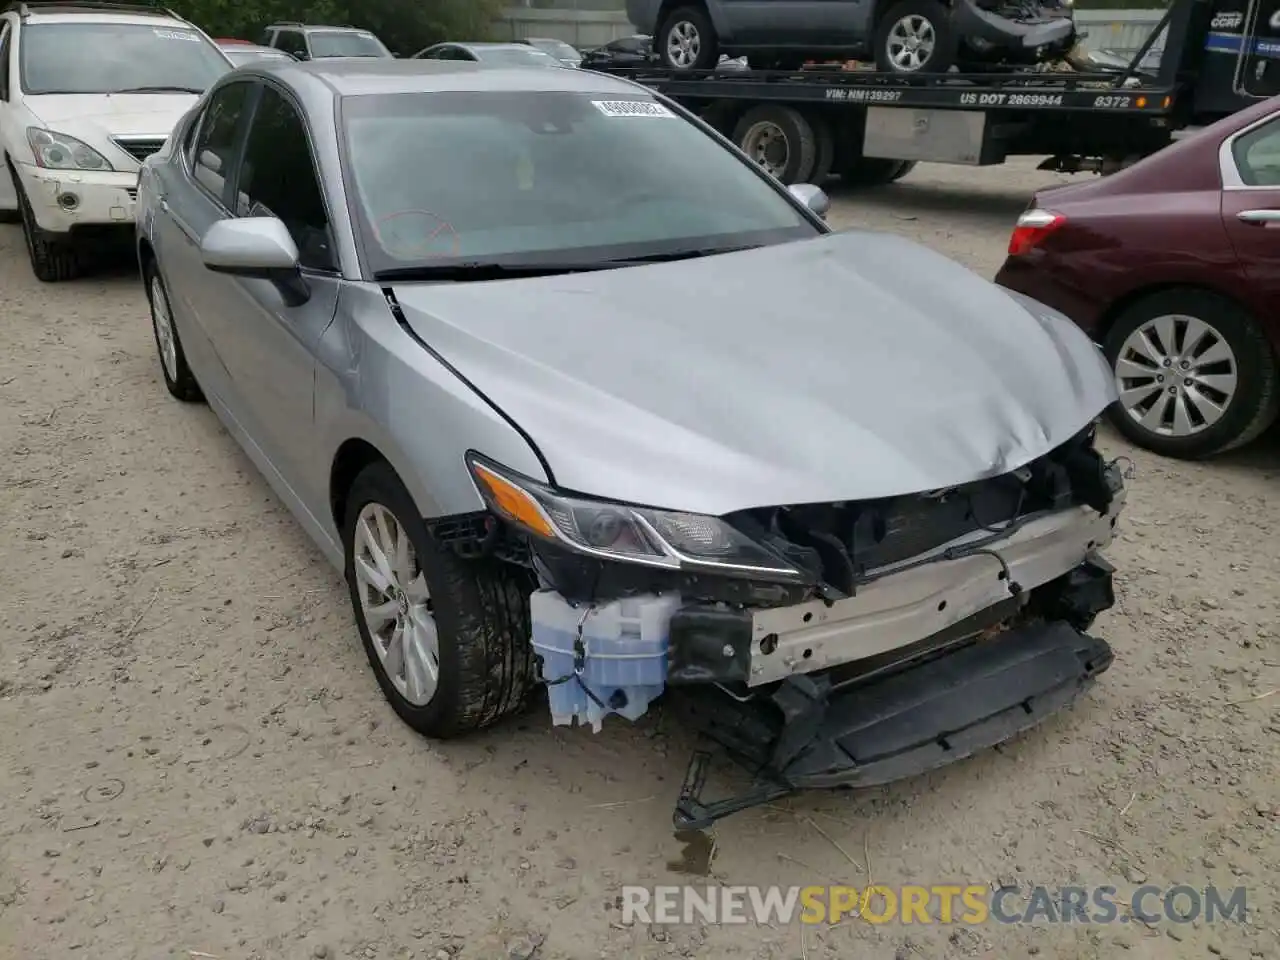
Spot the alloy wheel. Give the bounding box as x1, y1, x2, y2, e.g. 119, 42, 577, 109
150, 276, 178, 383
887, 15, 936, 71
353, 502, 440, 707
667, 20, 702, 68
1114, 313, 1239, 438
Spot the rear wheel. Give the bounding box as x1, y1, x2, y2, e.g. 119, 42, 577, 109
874, 0, 957, 73
731, 105, 816, 184
888, 160, 917, 181
144, 259, 203, 403
836, 156, 912, 187
808, 114, 837, 185
657, 5, 720, 71
1103, 289, 1278, 458
343, 461, 537, 738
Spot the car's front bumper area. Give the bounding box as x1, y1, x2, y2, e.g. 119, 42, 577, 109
672, 557, 1116, 830
15, 163, 138, 235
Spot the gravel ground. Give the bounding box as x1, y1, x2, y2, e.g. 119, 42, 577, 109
1, 157, 1278, 960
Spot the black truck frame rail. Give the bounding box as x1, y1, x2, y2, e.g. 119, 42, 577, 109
583, 0, 1241, 181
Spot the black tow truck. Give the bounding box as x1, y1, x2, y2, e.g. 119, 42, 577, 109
586, 0, 1280, 184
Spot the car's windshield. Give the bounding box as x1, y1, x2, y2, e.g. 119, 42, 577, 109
529, 39, 580, 61
19, 22, 231, 95
308, 30, 389, 58
340, 91, 818, 274
478, 46, 560, 66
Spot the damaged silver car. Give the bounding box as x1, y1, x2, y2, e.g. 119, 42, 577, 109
136, 59, 1126, 830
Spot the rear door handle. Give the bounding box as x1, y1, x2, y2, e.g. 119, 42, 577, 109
1236, 208, 1280, 224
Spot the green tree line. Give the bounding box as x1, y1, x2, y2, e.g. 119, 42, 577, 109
166, 0, 506, 54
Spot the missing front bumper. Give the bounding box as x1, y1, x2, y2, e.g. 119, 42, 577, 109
672, 613, 1113, 831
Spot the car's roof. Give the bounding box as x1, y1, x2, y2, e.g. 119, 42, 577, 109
21, 9, 188, 26
268, 23, 372, 33
272, 58, 648, 97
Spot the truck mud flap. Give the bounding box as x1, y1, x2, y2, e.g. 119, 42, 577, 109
674, 618, 1113, 831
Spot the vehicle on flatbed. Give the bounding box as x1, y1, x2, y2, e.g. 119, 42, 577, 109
627, 0, 1078, 74
586, 0, 1280, 186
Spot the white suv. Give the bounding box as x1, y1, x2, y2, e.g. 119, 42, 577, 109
0, 1, 232, 281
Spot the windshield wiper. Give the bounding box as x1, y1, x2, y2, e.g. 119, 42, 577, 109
374, 261, 630, 282
114, 85, 204, 94
374, 246, 762, 282
602, 244, 762, 264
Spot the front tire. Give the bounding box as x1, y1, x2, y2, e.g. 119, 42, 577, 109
11, 165, 80, 282
343, 461, 537, 739
144, 259, 203, 402
1103, 289, 1279, 459
874, 0, 957, 73
658, 5, 720, 71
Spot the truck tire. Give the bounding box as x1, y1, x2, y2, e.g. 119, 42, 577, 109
658, 5, 720, 71
698, 100, 740, 137
888, 160, 917, 181
732, 105, 817, 184
874, 0, 957, 73
837, 156, 909, 187
1102, 289, 1279, 459
343, 460, 538, 739
808, 114, 837, 185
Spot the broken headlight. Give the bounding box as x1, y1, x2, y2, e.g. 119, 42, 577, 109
466, 453, 804, 582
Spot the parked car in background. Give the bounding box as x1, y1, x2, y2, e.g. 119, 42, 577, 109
625, 0, 1077, 74
0, 0, 232, 282
520, 36, 583, 67
995, 94, 1280, 460
218, 40, 297, 66
411, 42, 564, 67
261, 22, 393, 60
580, 34, 657, 70
135, 57, 1125, 830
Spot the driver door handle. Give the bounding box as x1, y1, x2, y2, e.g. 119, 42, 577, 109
1236, 208, 1280, 224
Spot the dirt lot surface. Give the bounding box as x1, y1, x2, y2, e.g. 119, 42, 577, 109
2, 157, 1278, 960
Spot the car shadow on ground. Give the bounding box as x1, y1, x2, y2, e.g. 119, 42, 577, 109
825, 177, 1036, 228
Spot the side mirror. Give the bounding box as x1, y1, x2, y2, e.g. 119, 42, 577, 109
200, 217, 310, 306
788, 182, 830, 219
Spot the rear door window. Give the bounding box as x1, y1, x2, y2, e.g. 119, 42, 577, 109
1232, 118, 1280, 186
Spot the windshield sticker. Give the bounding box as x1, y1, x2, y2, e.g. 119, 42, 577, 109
154, 29, 201, 41
591, 100, 674, 118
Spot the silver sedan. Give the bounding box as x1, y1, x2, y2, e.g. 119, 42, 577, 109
135, 60, 1122, 815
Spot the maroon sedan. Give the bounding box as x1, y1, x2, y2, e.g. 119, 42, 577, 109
995, 96, 1280, 460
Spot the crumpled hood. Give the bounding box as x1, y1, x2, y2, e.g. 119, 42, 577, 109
392, 231, 1116, 516
25, 93, 197, 138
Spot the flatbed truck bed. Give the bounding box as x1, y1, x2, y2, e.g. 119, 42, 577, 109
584, 0, 1278, 185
